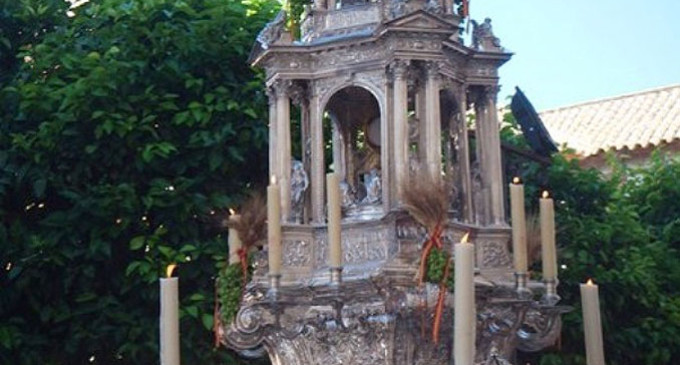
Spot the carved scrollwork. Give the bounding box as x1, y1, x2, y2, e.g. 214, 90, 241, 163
389, 59, 410, 81
283, 240, 313, 267
517, 305, 571, 352
273, 79, 294, 98
424, 60, 443, 81
481, 241, 513, 268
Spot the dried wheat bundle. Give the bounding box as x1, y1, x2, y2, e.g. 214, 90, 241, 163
229, 191, 268, 249
401, 169, 454, 344
401, 170, 449, 233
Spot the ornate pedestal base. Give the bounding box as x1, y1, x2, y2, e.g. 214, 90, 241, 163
222, 217, 570, 365
224, 276, 569, 365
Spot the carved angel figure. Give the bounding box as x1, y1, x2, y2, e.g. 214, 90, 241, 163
290, 160, 309, 222
389, 0, 407, 19
361, 168, 382, 205
471, 17, 502, 50
256, 10, 286, 49
340, 180, 356, 209
424, 0, 443, 14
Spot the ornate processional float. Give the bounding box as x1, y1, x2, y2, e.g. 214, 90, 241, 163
218, 1, 571, 364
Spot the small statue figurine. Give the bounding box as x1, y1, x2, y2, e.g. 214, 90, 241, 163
290, 160, 309, 222
340, 180, 356, 209
471, 17, 502, 51
389, 0, 407, 19
361, 168, 382, 205
424, 0, 443, 15
256, 10, 286, 49
408, 115, 420, 174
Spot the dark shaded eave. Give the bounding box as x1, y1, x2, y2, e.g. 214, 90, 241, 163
511, 87, 558, 157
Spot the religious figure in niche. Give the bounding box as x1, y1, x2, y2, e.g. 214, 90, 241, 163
290, 160, 309, 222
340, 180, 356, 209
350, 118, 382, 206
408, 114, 420, 174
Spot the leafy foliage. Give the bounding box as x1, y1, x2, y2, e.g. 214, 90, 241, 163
0, 0, 278, 364
218, 263, 246, 325
425, 247, 454, 289
503, 113, 680, 365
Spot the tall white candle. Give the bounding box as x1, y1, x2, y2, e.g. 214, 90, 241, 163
454, 233, 475, 365
228, 210, 242, 265
580, 279, 606, 365
540, 191, 557, 281
268, 177, 282, 276
509, 177, 528, 273
327, 172, 342, 268
160, 264, 180, 365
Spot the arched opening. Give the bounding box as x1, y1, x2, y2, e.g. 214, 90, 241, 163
324, 86, 382, 216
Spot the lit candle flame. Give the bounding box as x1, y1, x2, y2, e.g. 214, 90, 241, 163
586, 278, 594, 286
512, 177, 521, 184
166, 264, 177, 278
542, 191, 550, 199
270, 175, 277, 185
460, 232, 470, 244
229, 208, 236, 216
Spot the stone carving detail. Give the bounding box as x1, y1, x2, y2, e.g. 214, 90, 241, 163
225, 238, 569, 365
396, 220, 428, 240
312, 45, 388, 70
424, 60, 442, 80
256, 10, 286, 49
408, 115, 420, 174
291, 160, 309, 223
389, 0, 407, 19
517, 305, 568, 352
283, 240, 313, 267
342, 228, 389, 264
395, 38, 441, 51
313, 78, 344, 105
238, 6, 556, 364
471, 18, 503, 51
292, 226, 391, 269
324, 4, 381, 32
267, 55, 313, 73
289, 82, 308, 106
481, 241, 512, 268
390, 59, 410, 80
340, 180, 356, 209
357, 70, 386, 95
344, 235, 366, 264
315, 236, 328, 267
304, 323, 389, 365
424, 0, 443, 15
361, 168, 382, 205
251, 250, 269, 278
273, 78, 293, 97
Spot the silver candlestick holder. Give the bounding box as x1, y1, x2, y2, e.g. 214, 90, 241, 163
514, 271, 532, 299
541, 278, 560, 306
267, 273, 281, 300
329, 266, 343, 286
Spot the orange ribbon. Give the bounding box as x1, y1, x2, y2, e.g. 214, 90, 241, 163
418, 223, 444, 285
432, 255, 451, 344
237, 247, 248, 287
